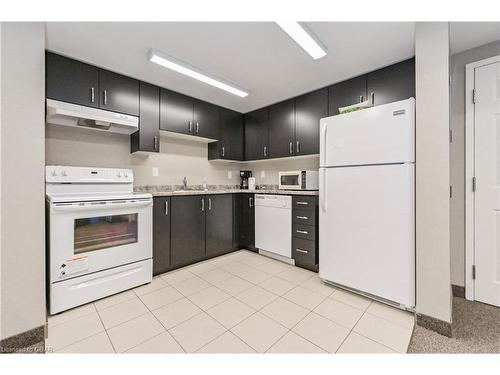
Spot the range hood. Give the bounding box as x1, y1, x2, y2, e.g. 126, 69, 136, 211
46, 99, 139, 135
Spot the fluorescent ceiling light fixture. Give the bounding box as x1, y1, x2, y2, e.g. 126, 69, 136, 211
275, 22, 327, 60
148, 49, 248, 98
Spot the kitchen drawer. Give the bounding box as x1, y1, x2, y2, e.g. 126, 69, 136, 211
292, 196, 316, 210
292, 209, 315, 226
292, 223, 316, 241
292, 238, 317, 271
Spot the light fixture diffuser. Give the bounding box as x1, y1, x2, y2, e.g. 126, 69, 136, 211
148, 49, 249, 98
276, 22, 327, 60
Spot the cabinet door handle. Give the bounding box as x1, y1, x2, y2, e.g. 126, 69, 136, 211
295, 248, 309, 254
188, 121, 192, 133
103, 90, 107, 105
249, 197, 254, 207
359, 95, 364, 103
296, 215, 308, 220
201, 198, 205, 211
296, 230, 308, 235
154, 136, 158, 150
263, 146, 267, 157
289, 141, 293, 155
221, 146, 225, 158
90, 87, 95, 103
208, 198, 212, 211
164, 200, 168, 215
296, 141, 300, 154
370, 92, 375, 105
296, 201, 309, 206
195, 122, 199, 134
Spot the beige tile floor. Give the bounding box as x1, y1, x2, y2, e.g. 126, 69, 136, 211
46, 250, 415, 354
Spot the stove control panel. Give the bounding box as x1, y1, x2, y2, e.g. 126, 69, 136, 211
46, 166, 134, 184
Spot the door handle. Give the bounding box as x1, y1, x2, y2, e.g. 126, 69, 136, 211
263, 146, 268, 157
249, 196, 254, 207
296, 141, 300, 154
103, 90, 107, 105
370, 92, 375, 105
296, 215, 308, 220
154, 136, 158, 150
188, 121, 193, 133
296, 230, 309, 235
295, 248, 309, 254
321, 122, 328, 166
289, 141, 293, 154
195, 122, 199, 134
359, 95, 364, 103
221, 146, 225, 158
90, 87, 95, 103
201, 198, 205, 211
208, 198, 212, 211
320, 168, 327, 212
296, 201, 309, 206
165, 200, 168, 215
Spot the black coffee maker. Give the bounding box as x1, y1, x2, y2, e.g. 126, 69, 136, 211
240, 170, 252, 189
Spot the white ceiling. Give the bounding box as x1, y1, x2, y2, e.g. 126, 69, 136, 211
46, 22, 499, 113
449, 22, 500, 54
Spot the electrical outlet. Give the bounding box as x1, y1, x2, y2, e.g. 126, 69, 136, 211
227, 171, 232, 179
260, 170, 266, 179
152, 167, 159, 177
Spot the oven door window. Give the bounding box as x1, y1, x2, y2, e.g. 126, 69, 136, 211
74, 214, 138, 254
281, 175, 299, 186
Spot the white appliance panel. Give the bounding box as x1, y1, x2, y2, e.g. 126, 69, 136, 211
319, 163, 415, 307
320, 98, 415, 167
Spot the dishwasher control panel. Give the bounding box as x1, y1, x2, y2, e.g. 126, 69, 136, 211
255, 194, 292, 209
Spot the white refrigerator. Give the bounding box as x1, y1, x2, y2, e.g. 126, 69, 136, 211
319, 98, 415, 308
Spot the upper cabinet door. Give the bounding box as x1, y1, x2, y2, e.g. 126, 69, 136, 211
295, 88, 328, 156
131, 82, 160, 153
193, 100, 220, 140
328, 75, 367, 116
224, 108, 244, 161
268, 99, 296, 158
99, 70, 139, 116
244, 108, 269, 160
46, 52, 99, 108
366, 58, 415, 106
159, 89, 194, 135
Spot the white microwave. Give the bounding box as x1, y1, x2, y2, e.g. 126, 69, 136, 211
279, 170, 319, 190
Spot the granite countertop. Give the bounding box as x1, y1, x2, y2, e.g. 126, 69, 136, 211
135, 184, 319, 197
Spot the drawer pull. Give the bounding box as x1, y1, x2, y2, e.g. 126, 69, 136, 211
296, 215, 308, 220
296, 230, 308, 234
296, 201, 309, 205
295, 248, 309, 254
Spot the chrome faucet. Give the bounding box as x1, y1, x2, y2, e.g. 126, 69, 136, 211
182, 176, 188, 190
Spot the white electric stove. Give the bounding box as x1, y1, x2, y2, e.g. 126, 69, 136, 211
46, 165, 153, 314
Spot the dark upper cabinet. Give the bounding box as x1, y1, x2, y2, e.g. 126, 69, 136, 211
131, 82, 160, 153
328, 75, 367, 116
170, 196, 206, 267
153, 197, 171, 275
295, 88, 328, 155
208, 108, 244, 161
268, 99, 296, 158
233, 194, 255, 250
244, 108, 269, 160
193, 100, 220, 139
98, 70, 139, 116
160, 89, 194, 135
46, 52, 99, 108
366, 58, 415, 106
206, 194, 234, 257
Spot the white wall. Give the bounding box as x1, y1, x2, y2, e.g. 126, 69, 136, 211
449, 40, 500, 287
46, 125, 320, 187
415, 22, 452, 323
0, 23, 46, 340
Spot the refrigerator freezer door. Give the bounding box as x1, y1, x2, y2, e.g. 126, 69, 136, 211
320, 98, 415, 168
319, 163, 415, 307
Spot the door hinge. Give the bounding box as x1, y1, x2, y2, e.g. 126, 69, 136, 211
450, 185, 453, 198
449, 129, 453, 143
472, 177, 477, 192
472, 89, 476, 104
472, 265, 476, 280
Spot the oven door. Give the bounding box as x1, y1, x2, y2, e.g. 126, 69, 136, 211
49, 198, 152, 283
279, 172, 302, 190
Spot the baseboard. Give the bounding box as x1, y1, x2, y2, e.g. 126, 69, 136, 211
416, 313, 452, 337
0, 325, 45, 353
452, 284, 465, 298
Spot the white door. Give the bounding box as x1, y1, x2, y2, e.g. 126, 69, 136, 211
319, 98, 415, 168
319, 163, 415, 307
474, 61, 500, 307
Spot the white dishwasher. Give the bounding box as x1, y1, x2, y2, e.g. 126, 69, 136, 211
255, 194, 292, 259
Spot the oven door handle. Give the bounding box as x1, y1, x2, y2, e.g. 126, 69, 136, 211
51, 200, 152, 212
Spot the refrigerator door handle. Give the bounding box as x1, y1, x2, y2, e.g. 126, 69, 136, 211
321, 122, 328, 166
320, 168, 327, 212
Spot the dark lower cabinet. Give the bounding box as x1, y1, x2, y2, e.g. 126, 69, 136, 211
131, 82, 160, 153
291, 196, 318, 272
367, 58, 415, 106
328, 75, 367, 116
233, 194, 255, 250
244, 108, 269, 160
268, 99, 296, 158
98, 70, 139, 116
170, 196, 206, 267
46, 52, 99, 108
153, 197, 171, 275
295, 88, 328, 155
206, 195, 234, 257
